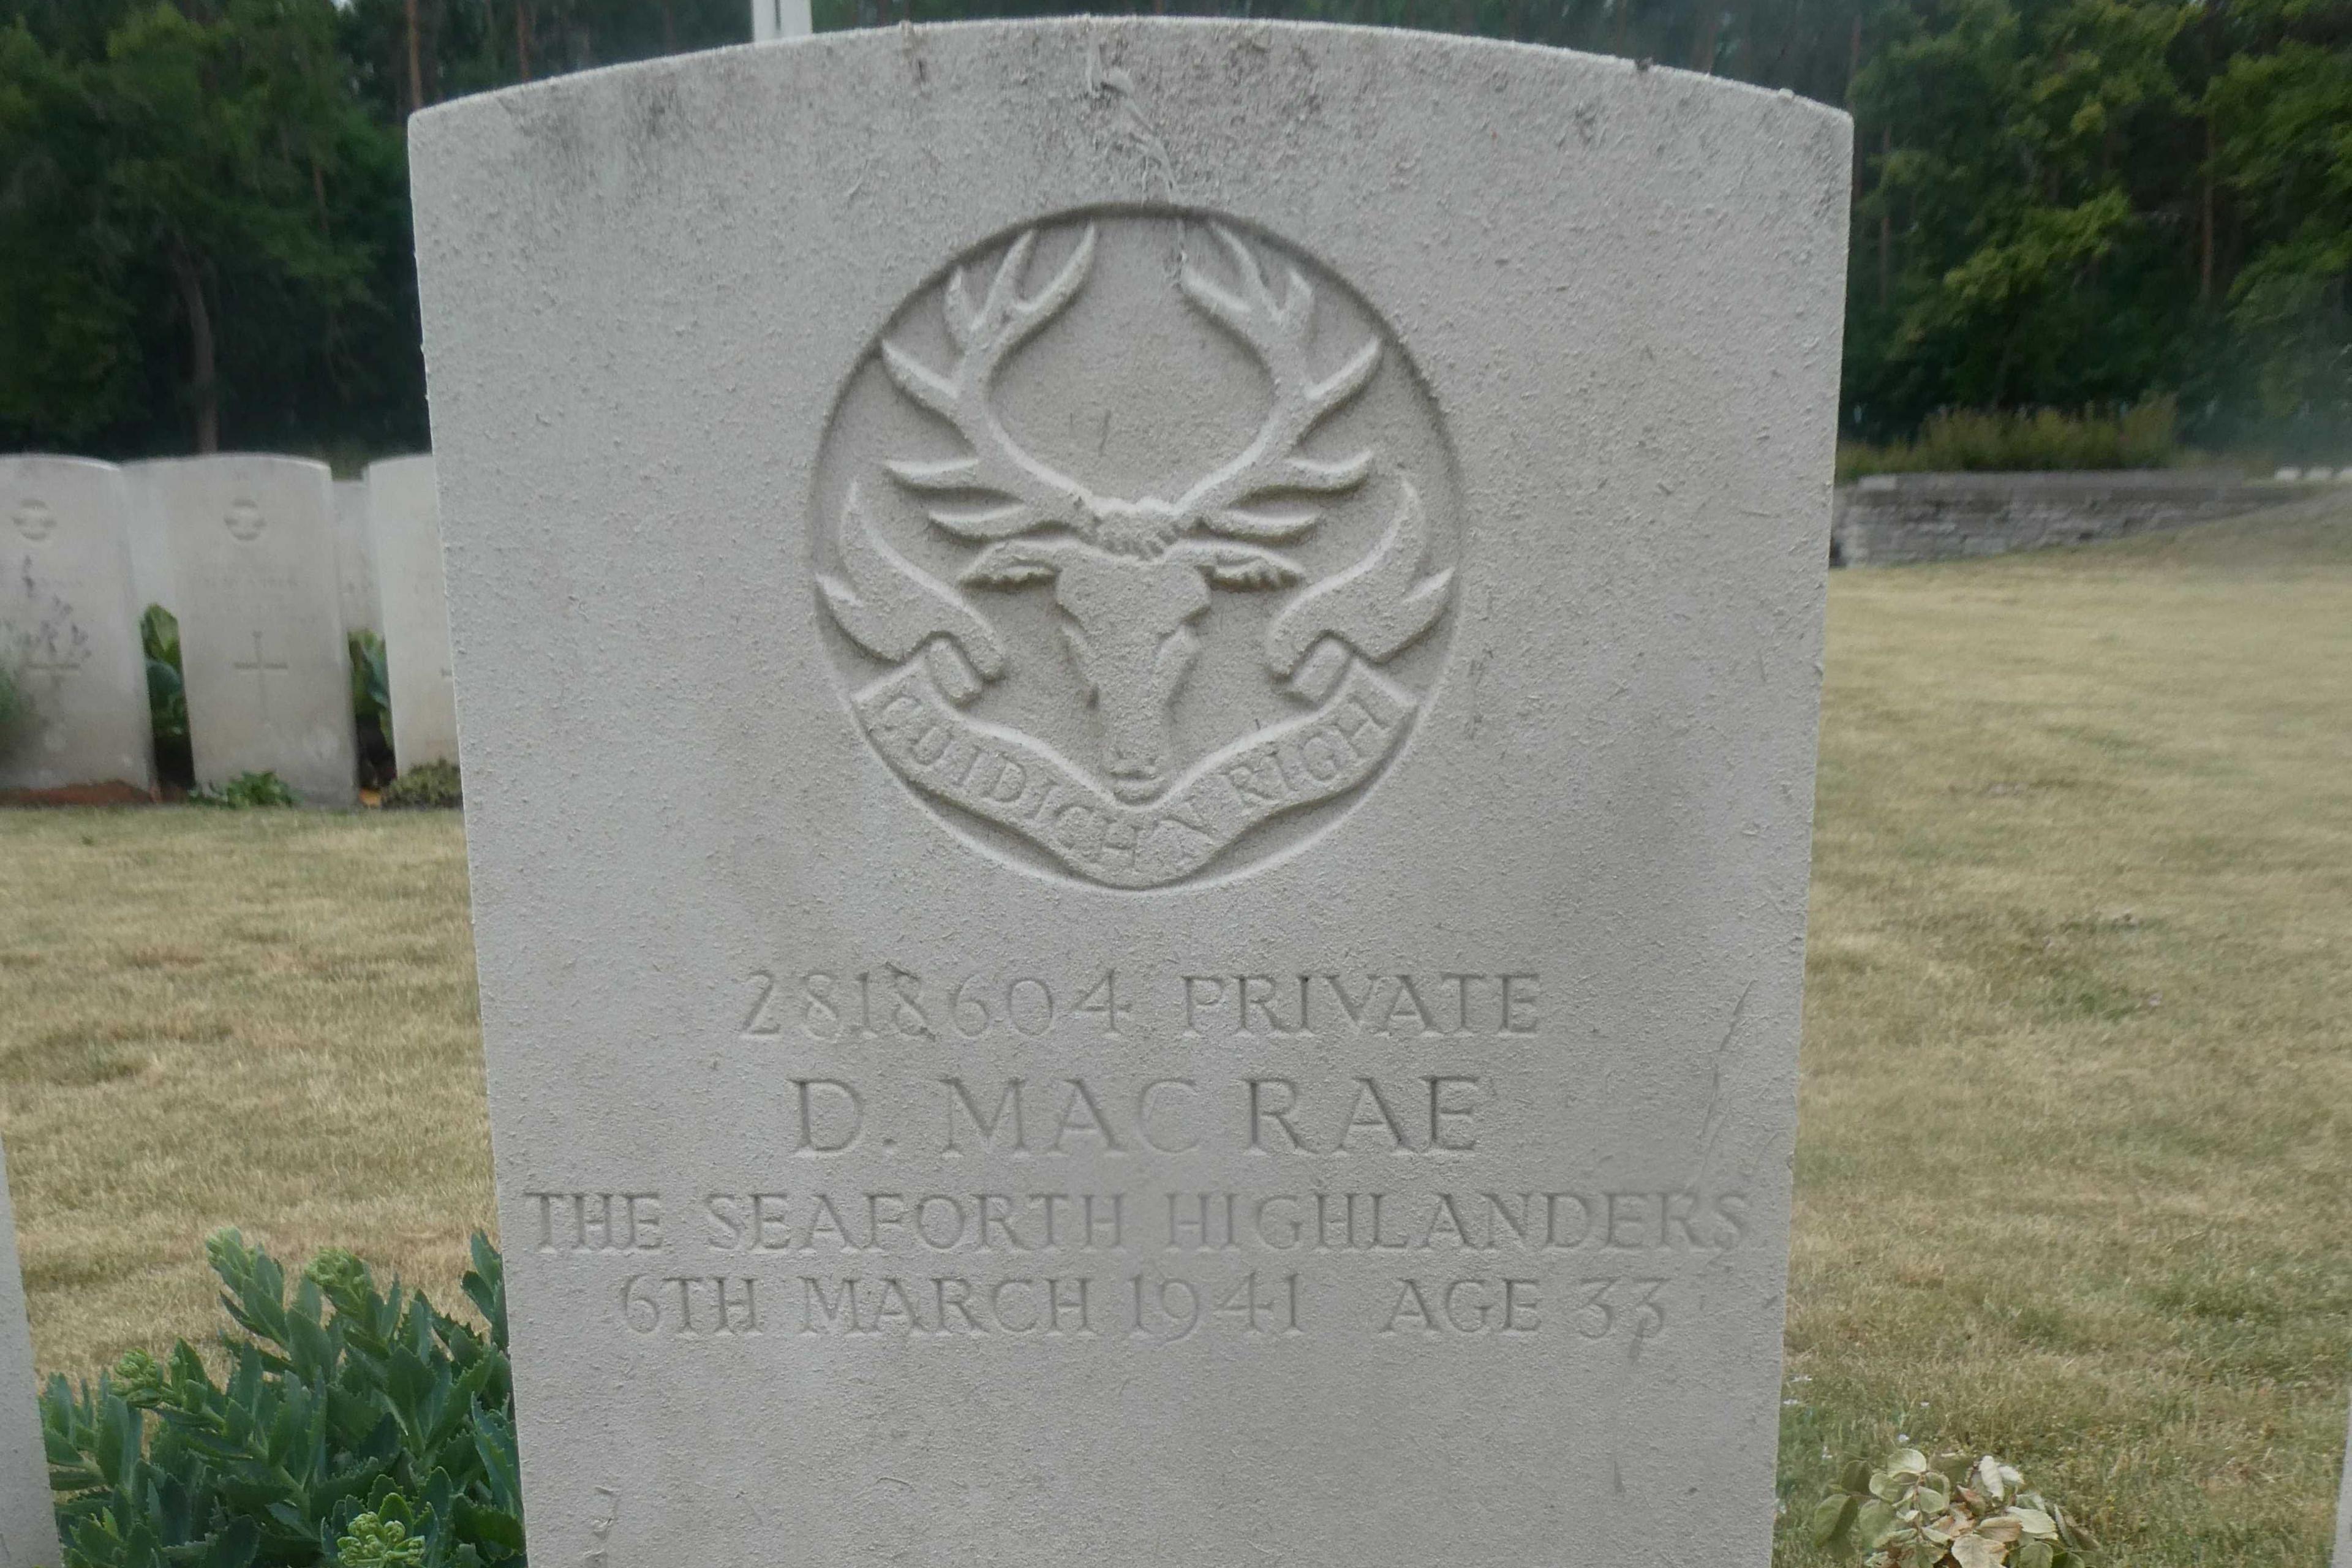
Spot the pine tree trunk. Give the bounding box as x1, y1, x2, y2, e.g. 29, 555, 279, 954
1689, 4, 1721, 70
2201, 118, 2216, 302
404, 0, 423, 114
168, 239, 219, 454
1879, 126, 1893, 307
516, 0, 532, 80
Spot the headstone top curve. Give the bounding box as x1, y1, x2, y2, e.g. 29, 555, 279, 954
409, 17, 1856, 137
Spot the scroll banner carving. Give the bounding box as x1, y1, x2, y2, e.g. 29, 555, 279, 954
854, 652, 1416, 889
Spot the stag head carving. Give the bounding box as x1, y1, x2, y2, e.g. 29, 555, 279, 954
872, 224, 1382, 801
817, 214, 1455, 886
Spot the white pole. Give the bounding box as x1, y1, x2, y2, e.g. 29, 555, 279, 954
752, 0, 810, 42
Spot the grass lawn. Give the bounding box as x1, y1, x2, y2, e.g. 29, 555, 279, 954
0, 811, 493, 1369
4, 500, 2350, 1565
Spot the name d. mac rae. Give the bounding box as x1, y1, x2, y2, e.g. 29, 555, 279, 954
771, 1072, 1494, 1158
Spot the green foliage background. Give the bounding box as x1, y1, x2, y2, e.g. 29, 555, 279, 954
2, 0, 2348, 458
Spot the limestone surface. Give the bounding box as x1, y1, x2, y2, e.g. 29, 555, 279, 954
413, 21, 1849, 1566
0, 1139, 59, 1567
0, 457, 156, 794
161, 454, 356, 805
367, 455, 459, 772
119, 459, 178, 616
334, 479, 385, 638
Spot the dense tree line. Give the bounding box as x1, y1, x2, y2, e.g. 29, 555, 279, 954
2, 0, 2346, 459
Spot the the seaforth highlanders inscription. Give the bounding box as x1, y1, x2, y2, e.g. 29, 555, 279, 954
413, 20, 1849, 1568
816, 214, 1455, 887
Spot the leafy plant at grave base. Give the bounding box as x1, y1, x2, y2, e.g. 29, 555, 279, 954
140, 606, 192, 789
140, 607, 185, 741
43, 1231, 524, 1568
379, 761, 460, 810
349, 631, 391, 744
349, 631, 396, 790
188, 771, 298, 809
1811, 1449, 2093, 1568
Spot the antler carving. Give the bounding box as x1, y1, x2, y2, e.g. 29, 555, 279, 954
883, 227, 1101, 540
819, 481, 1007, 704
1174, 224, 1380, 542
880, 222, 1379, 560
1265, 479, 1452, 699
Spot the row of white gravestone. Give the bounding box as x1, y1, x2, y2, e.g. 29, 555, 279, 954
0, 453, 456, 804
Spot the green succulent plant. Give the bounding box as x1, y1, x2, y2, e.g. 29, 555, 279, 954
189, 771, 296, 809
43, 1231, 522, 1567
379, 761, 460, 810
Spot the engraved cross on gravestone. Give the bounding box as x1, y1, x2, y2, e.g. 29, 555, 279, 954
230, 630, 291, 724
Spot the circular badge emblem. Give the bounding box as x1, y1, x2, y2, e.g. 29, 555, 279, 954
812, 209, 1459, 889
10, 501, 55, 543
224, 500, 266, 542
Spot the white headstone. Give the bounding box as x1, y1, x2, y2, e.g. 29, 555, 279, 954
366, 455, 459, 772
161, 455, 356, 805
0, 458, 157, 796
750, 0, 810, 42
0, 1138, 60, 1568
413, 23, 1847, 1567
333, 480, 384, 638
2335, 1392, 2352, 1568
118, 459, 179, 616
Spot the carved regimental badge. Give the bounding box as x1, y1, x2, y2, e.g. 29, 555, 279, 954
814, 213, 1458, 889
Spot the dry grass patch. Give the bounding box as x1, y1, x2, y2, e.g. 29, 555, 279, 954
0, 502, 2347, 1566
1776, 500, 2352, 1567
0, 810, 492, 1376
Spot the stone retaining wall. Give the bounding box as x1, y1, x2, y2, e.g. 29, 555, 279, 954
1831, 470, 2321, 566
